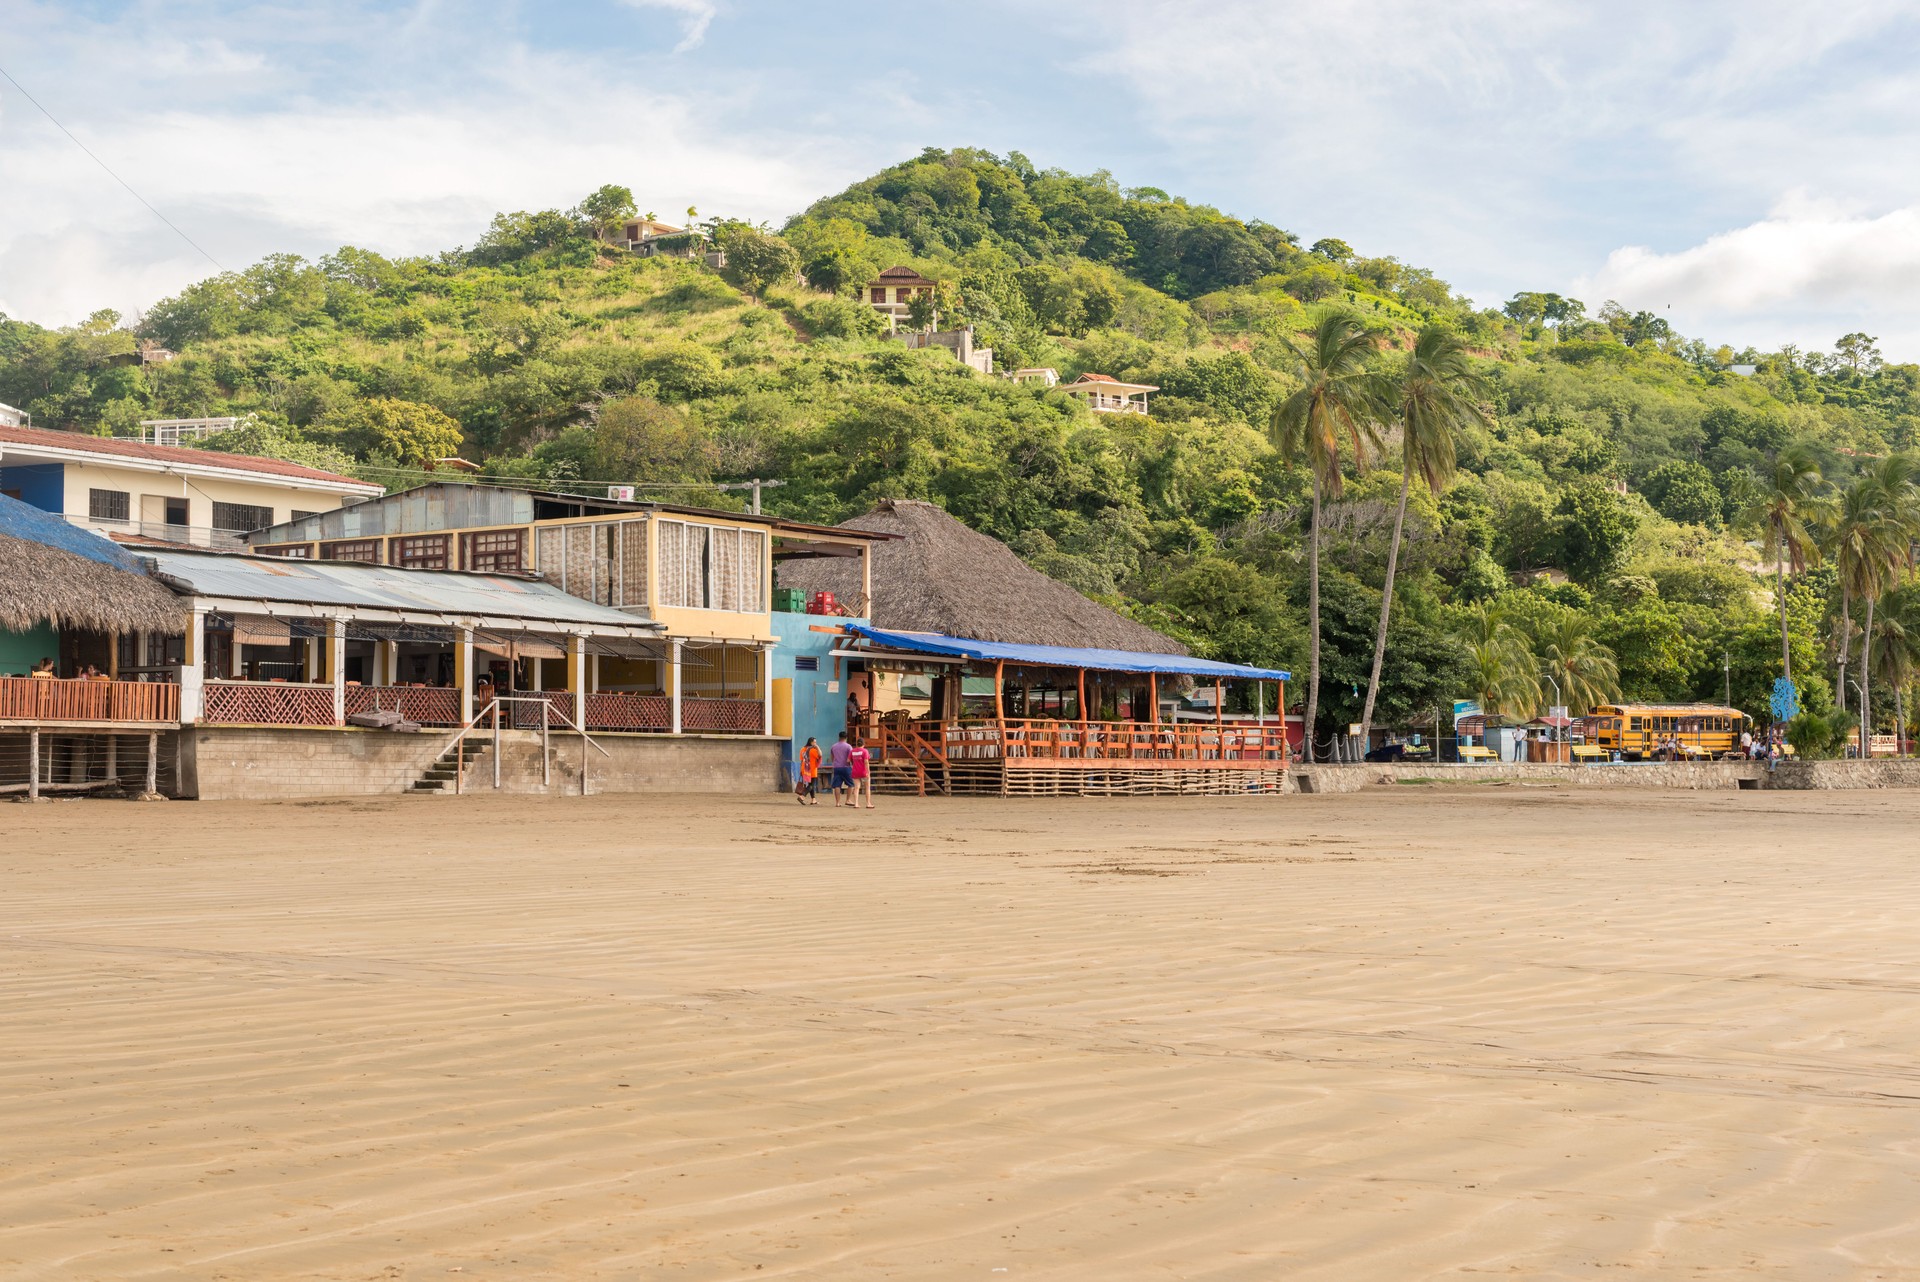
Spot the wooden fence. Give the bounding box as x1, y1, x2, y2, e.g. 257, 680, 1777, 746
0, 676, 180, 725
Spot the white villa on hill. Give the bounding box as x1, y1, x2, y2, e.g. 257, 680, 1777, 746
1059, 373, 1157, 415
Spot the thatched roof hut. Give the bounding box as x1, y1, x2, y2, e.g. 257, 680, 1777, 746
777, 498, 1187, 654
0, 498, 183, 635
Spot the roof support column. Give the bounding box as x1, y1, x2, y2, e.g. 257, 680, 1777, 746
328, 618, 346, 725
179, 606, 206, 723
762, 644, 774, 738
456, 628, 474, 727
670, 640, 683, 735
1077, 668, 1087, 760
568, 634, 587, 727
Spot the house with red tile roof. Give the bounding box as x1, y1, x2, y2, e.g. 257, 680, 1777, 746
1058, 372, 1158, 415
0, 422, 382, 549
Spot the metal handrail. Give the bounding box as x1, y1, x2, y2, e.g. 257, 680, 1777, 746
443, 695, 611, 796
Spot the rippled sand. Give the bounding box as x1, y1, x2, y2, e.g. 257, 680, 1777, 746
5, 786, 1920, 1279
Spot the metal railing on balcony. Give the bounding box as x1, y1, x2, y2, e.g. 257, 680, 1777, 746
71, 514, 250, 549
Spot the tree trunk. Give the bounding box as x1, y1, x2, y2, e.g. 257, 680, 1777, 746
1776, 553, 1792, 681
1359, 469, 1410, 750
1860, 595, 1875, 757
1304, 473, 1322, 764
1836, 587, 1851, 713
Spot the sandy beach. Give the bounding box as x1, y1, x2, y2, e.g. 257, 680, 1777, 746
4, 785, 1920, 1279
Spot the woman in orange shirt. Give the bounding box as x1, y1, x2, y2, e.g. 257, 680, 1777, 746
795, 736, 822, 806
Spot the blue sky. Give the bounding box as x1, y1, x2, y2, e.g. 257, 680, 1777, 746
7, 0, 1920, 359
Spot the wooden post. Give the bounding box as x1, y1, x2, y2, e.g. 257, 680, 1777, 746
28, 729, 40, 801
993, 660, 1005, 720
1077, 667, 1087, 760
145, 731, 157, 796
568, 634, 587, 727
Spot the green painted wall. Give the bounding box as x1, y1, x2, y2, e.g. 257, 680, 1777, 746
0, 623, 58, 677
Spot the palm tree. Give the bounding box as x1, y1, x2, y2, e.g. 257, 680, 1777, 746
1271, 311, 1386, 761
1871, 586, 1920, 755
1460, 604, 1540, 719
1357, 325, 1489, 749
1851, 456, 1920, 748
1827, 459, 1917, 729
1537, 616, 1621, 715
1738, 444, 1824, 684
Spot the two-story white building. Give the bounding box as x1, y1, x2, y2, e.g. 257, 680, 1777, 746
0, 423, 383, 548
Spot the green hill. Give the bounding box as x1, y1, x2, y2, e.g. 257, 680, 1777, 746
4, 147, 1917, 743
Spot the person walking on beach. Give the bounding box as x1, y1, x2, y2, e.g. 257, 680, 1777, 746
848, 735, 874, 809
796, 736, 822, 805
828, 731, 854, 807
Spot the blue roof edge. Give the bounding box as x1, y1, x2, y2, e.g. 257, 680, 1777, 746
848, 624, 1291, 682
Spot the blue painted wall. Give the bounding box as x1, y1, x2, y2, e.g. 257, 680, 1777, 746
0, 463, 65, 513
771, 610, 864, 767
0, 623, 59, 677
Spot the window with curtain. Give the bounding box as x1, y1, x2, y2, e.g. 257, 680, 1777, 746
656, 521, 767, 611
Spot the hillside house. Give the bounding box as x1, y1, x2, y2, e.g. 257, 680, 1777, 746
1059, 372, 1156, 415
0, 423, 382, 550
1007, 367, 1059, 387
891, 326, 994, 375
863, 266, 937, 325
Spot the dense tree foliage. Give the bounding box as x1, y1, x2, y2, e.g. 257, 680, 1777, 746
5, 151, 1920, 751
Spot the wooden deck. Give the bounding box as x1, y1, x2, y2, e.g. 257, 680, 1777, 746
866, 718, 1288, 797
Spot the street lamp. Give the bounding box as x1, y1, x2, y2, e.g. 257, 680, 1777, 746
1723, 651, 1731, 709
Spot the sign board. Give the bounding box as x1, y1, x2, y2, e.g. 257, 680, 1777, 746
1452, 699, 1482, 725
607, 485, 636, 501
1549, 705, 1568, 720
1769, 677, 1799, 723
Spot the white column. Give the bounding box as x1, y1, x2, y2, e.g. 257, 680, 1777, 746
669, 640, 683, 735
762, 644, 774, 737
457, 627, 475, 726
329, 617, 347, 725
386, 641, 399, 686
179, 606, 207, 722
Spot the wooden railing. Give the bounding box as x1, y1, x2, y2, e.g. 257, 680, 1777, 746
585, 692, 673, 732
0, 676, 180, 724
682, 696, 765, 734
202, 680, 335, 726
869, 717, 1288, 765
346, 686, 462, 727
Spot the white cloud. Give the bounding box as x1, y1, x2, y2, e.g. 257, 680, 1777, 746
0, 5, 852, 327
620, 0, 717, 52
1575, 197, 1920, 356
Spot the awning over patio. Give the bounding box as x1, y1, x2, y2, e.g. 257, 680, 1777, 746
847, 624, 1290, 682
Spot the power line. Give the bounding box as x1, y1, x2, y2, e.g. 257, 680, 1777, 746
0, 62, 227, 274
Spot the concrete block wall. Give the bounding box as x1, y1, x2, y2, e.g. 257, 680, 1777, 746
180, 726, 783, 800
1762, 760, 1920, 789
182, 726, 451, 800
1290, 761, 1767, 793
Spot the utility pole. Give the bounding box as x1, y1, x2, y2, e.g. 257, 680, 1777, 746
1723, 651, 1732, 709
716, 478, 785, 515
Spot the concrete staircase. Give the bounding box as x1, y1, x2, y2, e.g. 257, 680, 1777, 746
410, 738, 489, 793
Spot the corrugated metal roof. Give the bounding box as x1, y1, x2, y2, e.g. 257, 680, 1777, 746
0, 422, 379, 489
138, 549, 662, 632
0, 494, 144, 570
849, 624, 1291, 681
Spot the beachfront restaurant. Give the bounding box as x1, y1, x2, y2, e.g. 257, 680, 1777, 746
840, 625, 1292, 796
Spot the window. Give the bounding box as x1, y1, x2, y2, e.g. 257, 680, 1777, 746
795, 656, 819, 672
464, 529, 524, 573
213, 501, 276, 533
291, 510, 318, 522
655, 520, 766, 611
870, 287, 885, 303
89, 488, 130, 521
1629, 717, 1642, 732
392, 534, 450, 570
164, 497, 189, 526
258, 544, 313, 559
319, 539, 381, 563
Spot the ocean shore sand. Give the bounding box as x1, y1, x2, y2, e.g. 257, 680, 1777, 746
3, 787, 1919, 1279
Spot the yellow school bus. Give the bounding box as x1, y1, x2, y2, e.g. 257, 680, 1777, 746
1583, 703, 1751, 760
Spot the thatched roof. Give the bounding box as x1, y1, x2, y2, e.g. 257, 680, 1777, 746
777, 498, 1187, 654
0, 533, 183, 635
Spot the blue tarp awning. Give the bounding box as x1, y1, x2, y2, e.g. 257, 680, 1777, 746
849, 624, 1290, 682
0, 494, 143, 570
